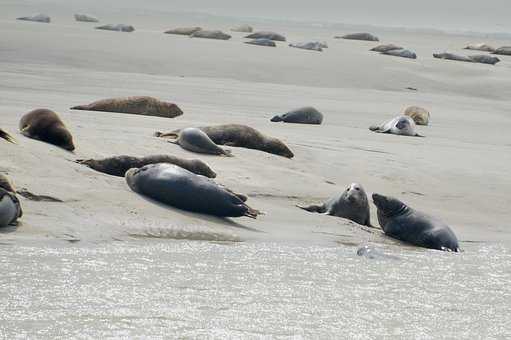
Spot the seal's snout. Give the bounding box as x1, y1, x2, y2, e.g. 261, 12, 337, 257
396, 119, 408, 130
372, 193, 386, 207
270, 115, 282, 122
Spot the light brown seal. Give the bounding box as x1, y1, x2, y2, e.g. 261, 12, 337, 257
19, 109, 75, 151
404, 106, 430, 126
70, 96, 183, 118
464, 43, 496, 52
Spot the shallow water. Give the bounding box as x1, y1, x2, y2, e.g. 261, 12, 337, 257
1, 240, 509, 339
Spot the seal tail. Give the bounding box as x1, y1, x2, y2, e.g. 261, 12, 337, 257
369, 125, 380, 132
296, 204, 327, 214
0, 129, 16, 144
70, 104, 87, 110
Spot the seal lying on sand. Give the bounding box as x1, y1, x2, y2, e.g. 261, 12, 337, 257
382, 49, 417, 59
404, 106, 430, 126
126, 163, 260, 218
493, 46, 511, 56
96, 24, 134, 32
289, 42, 323, 51
464, 43, 496, 52
433, 53, 473, 62
19, 109, 75, 151
17, 14, 50, 23
77, 155, 216, 178
372, 193, 460, 252
190, 30, 231, 40
245, 38, 276, 47
0, 128, 16, 143
0, 188, 22, 228
297, 183, 371, 226
245, 31, 286, 41
369, 115, 423, 137
71, 96, 183, 118
337, 33, 379, 41
271, 106, 324, 125
231, 24, 253, 33
164, 27, 202, 35
169, 128, 232, 156
74, 14, 99, 22
371, 44, 402, 52
469, 55, 500, 65
156, 124, 294, 158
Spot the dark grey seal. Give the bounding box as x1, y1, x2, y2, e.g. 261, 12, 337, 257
271, 106, 324, 125
370, 44, 402, 52
289, 42, 323, 51
17, 14, 50, 23
433, 53, 473, 63
245, 38, 276, 47
74, 14, 99, 22
0, 128, 16, 144
155, 124, 294, 158
170, 127, 232, 156
164, 27, 202, 35
190, 30, 231, 40
372, 193, 460, 252
297, 183, 371, 226
96, 24, 134, 32
245, 31, 286, 42
337, 33, 379, 41
493, 46, 511, 56
369, 115, 423, 137
0, 188, 22, 228
468, 55, 500, 65
357, 245, 400, 260
382, 49, 417, 59
126, 163, 260, 218
76, 155, 216, 178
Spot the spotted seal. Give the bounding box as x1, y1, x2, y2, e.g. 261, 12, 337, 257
369, 115, 423, 137
271, 106, 324, 125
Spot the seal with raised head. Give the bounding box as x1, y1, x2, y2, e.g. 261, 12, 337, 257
297, 183, 371, 226
464, 43, 496, 52
169, 127, 232, 156
493, 46, 511, 56
370, 44, 402, 52
96, 24, 134, 32
404, 106, 430, 126
0, 188, 22, 228
433, 53, 473, 63
74, 14, 99, 22
337, 33, 379, 41
369, 115, 423, 137
245, 31, 286, 42
126, 163, 260, 218
381, 49, 417, 59
289, 42, 323, 52
17, 14, 50, 23
190, 30, 231, 40
468, 55, 500, 65
76, 155, 216, 178
71, 96, 183, 118
245, 38, 276, 47
372, 193, 460, 252
271, 106, 324, 125
156, 124, 294, 158
19, 109, 75, 151
0, 128, 16, 143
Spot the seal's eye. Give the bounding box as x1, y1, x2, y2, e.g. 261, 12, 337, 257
355, 187, 360, 191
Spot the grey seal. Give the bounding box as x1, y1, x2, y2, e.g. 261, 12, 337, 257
76, 155, 216, 178
71, 96, 183, 118
433, 53, 473, 63
190, 30, 231, 40
17, 14, 50, 23
493, 46, 511, 56
245, 38, 276, 47
369, 115, 423, 137
464, 43, 496, 52
271, 106, 324, 125
372, 193, 460, 252
74, 14, 99, 22
370, 44, 402, 52
126, 163, 260, 218
155, 124, 294, 158
289, 42, 323, 52
297, 183, 371, 226
0, 188, 22, 228
337, 33, 379, 41
404, 106, 430, 126
96, 24, 134, 32
231, 24, 253, 33
468, 55, 500, 65
19, 109, 75, 151
164, 27, 202, 35
0, 128, 16, 143
382, 49, 417, 59
170, 127, 232, 156
245, 31, 286, 42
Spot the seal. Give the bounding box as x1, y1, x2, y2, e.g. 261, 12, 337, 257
17, 14, 50, 23
370, 44, 402, 52
271, 106, 324, 125
372, 193, 460, 252
464, 43, 496, 52
297, 183, 371, 226
404, 106, 430, 126
155, 124, 294, 158
468, 55, 500, 65
190, 30, 231, 40
164, 27, 202, 35
70, 96, 183, 118
0, 188, 22, 228
169, 127, 232, 156
126, 163, 260, 218
76, 155, 216, 178
369, 115, 423, 137
493, 46, 511, 56
381, 49, 417, 59
0, 128, 16, 143
0, 174, 16, 193
289, 42, 323, 52
96, 24, 134, 32
245, 31, 286, 42
245, 38, 276, 47
74, 14, 99, 22
231, 24, 253, 33
336, 33, 379, 41
19, 108, 75, 151
433, 53, 473, 63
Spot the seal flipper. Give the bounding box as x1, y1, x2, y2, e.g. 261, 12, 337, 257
297, 203, 327, 214
155, 131, 179, 139
221, 149, 233, 157
415, 133, 425, 137
70, 105, 87, 110
0, 129, 16, 144
270, 115, 283, 122
369, 124, 389, 133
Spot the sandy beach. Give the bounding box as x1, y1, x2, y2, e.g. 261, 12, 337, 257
1, 1, 510, 338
